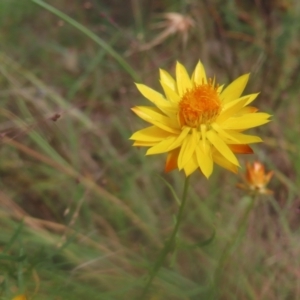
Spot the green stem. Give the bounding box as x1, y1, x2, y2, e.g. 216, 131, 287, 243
31, 0, 140, 82
139, 176, 190, 299
213, 195, 257, 296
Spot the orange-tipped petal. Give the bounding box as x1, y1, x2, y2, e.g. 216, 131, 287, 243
165, 148, 180, 172
229, 144, 253, 154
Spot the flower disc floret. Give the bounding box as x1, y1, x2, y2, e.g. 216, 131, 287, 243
179, 80, 221, 128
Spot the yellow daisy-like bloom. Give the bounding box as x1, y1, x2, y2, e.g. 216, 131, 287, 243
130, 61, 271, 178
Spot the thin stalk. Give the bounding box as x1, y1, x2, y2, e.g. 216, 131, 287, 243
138, 176, 190, 299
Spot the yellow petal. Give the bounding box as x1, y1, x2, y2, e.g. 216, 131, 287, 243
183, 153, 198, 176
236, 106, 258, 115
244, 93, 259, 106
207, 130, 239, 166
146, 136, 177, 155
178, 129, 197, 169
135, 83, 166, 106
217, 84, 224, 93
211, 123, 240, 143
200, 124, 207, 148
133, 141, 157, 147
131, 107, 180, 134
135, 84, 176, 117
212, 150, 239, 173
158, 106, 178, 118
195, 142, 213, 178
221, 73, 250, 104
222, 113, 271, 130
160, 69, 176, 91
176, 62, 192, 96
160, 80, 181, 103
225, 131, 262, 144
191, 60, 207, 85
167, 126, 191, 151
130, 126, 170, 142
218, 95, 256, 124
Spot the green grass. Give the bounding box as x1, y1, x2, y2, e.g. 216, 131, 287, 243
1, 0, 300, 299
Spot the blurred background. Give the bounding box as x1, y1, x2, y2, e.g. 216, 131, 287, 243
0, 0, 300, 299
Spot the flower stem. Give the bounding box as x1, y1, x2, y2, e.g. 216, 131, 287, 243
212, 195, 257, 297
138, 176, 190, 299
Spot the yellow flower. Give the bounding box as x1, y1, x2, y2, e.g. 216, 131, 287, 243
130, 61, 271, 178
237, 161, 273, 195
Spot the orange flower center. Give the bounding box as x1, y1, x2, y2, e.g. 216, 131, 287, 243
178, 80, 222, 128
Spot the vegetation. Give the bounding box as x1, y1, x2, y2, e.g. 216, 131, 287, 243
0, 0, 300, 299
